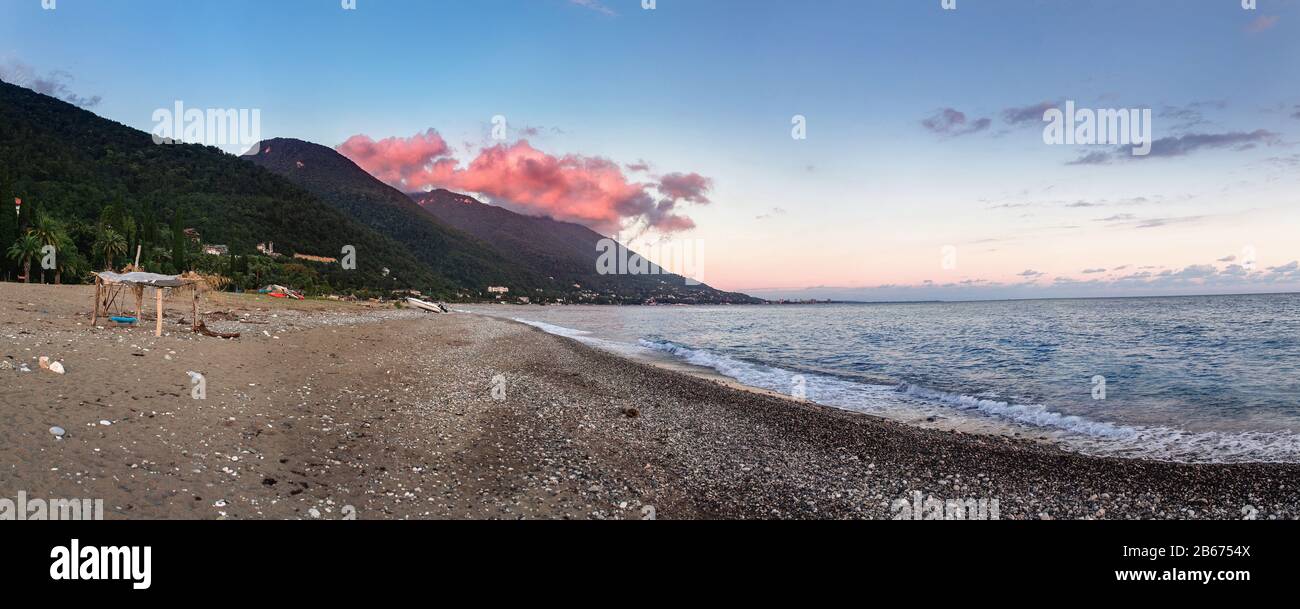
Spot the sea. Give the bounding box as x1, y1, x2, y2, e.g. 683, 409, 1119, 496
464, 293, 1300, 463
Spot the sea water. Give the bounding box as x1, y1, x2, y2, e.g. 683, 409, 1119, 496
466, 294, 1300, 463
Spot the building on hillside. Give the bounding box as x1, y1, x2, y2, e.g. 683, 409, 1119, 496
293, 253, 338, 264
202, 244, 229, 256
256, 242, 279, 256
487, 286, 509, 294
183, 228, 201, 242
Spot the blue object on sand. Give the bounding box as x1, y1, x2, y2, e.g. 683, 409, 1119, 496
110, 316, 138, 324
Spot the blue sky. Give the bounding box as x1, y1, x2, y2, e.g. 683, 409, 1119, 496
3, 0, 1299, 299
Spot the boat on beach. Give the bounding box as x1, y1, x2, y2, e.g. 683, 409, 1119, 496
406, 297, 450, 313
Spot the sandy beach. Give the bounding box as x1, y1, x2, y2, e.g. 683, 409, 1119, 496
2, 282, 1298, 520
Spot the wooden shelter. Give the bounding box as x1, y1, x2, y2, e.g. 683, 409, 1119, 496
92, 271, 204, 337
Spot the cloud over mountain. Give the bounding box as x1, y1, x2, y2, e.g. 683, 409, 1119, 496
0, 60, 101, 108
337, 129, 709, 233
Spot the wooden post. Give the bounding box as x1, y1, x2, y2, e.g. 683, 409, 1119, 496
92, 278, 100, 326
155, 289, 163, 337
191, 289, 199, 332
134, 285, 144, 322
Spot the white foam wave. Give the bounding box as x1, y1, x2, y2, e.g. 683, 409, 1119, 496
498, 322, 1300, 463
639, 339, 1300, 463
897, 384, 1137, 439
512, 318, 592, 338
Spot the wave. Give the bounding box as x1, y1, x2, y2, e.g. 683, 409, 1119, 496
512, 318, 592, 338
896, 384, 1137, 439
638, 339, 1300, 463
639, 338, 801, 387
514, 318, 648, 359
516, 323, 1300, 463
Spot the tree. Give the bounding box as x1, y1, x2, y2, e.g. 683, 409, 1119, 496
27, 213, 64, 283
55, 240, 87, 283
170, 210, 187, 272
7, 233, 40, 283
247, 255, 275, 288
93, 228, 127, 271
0, 179, 16, 281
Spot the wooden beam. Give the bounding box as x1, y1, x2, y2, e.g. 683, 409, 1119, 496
91, 278, 100, 326
155, 289, 163, 337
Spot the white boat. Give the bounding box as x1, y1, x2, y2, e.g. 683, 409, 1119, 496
406, 297, 449, 313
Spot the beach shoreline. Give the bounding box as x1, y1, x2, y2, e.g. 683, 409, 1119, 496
2, 283, 1297, 520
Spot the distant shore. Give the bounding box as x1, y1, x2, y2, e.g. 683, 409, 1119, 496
3, 283, 1297, 519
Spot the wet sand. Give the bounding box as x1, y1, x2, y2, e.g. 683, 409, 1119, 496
2, 283, 1297, 519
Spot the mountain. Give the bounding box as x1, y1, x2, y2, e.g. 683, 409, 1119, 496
248, 138, 759, 304
245, 138, 547, 296
0, 80, 758, 304
0, 79, 445, 295
411, 189, 763, 304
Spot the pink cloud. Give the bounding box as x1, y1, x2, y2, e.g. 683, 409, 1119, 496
1246, 15, 1279, 33
336, 129, 451, 186
336, 129, 708, 233
657, 172, 713, 204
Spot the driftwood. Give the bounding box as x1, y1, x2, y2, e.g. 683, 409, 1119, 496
194, 320, 240, 339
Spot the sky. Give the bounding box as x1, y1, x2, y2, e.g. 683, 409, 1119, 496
3, 0, 1300, 300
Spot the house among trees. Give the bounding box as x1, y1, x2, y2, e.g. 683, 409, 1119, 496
202, 244, 229, 256
256, 242, 280, 257
487, 286, 509, 294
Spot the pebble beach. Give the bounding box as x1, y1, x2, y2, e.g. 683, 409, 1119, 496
2, 283, 1298, 520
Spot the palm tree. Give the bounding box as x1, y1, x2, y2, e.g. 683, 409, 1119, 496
27, 214, 65, 283
54, 239, 87, 285
93, 228, 128, 271
7, 233, 41, 283
51, 231, 77, 284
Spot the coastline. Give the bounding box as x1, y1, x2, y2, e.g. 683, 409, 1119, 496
3, 283, 1298, 520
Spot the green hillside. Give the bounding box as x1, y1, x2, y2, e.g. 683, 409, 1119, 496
0, 79, 448, 296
